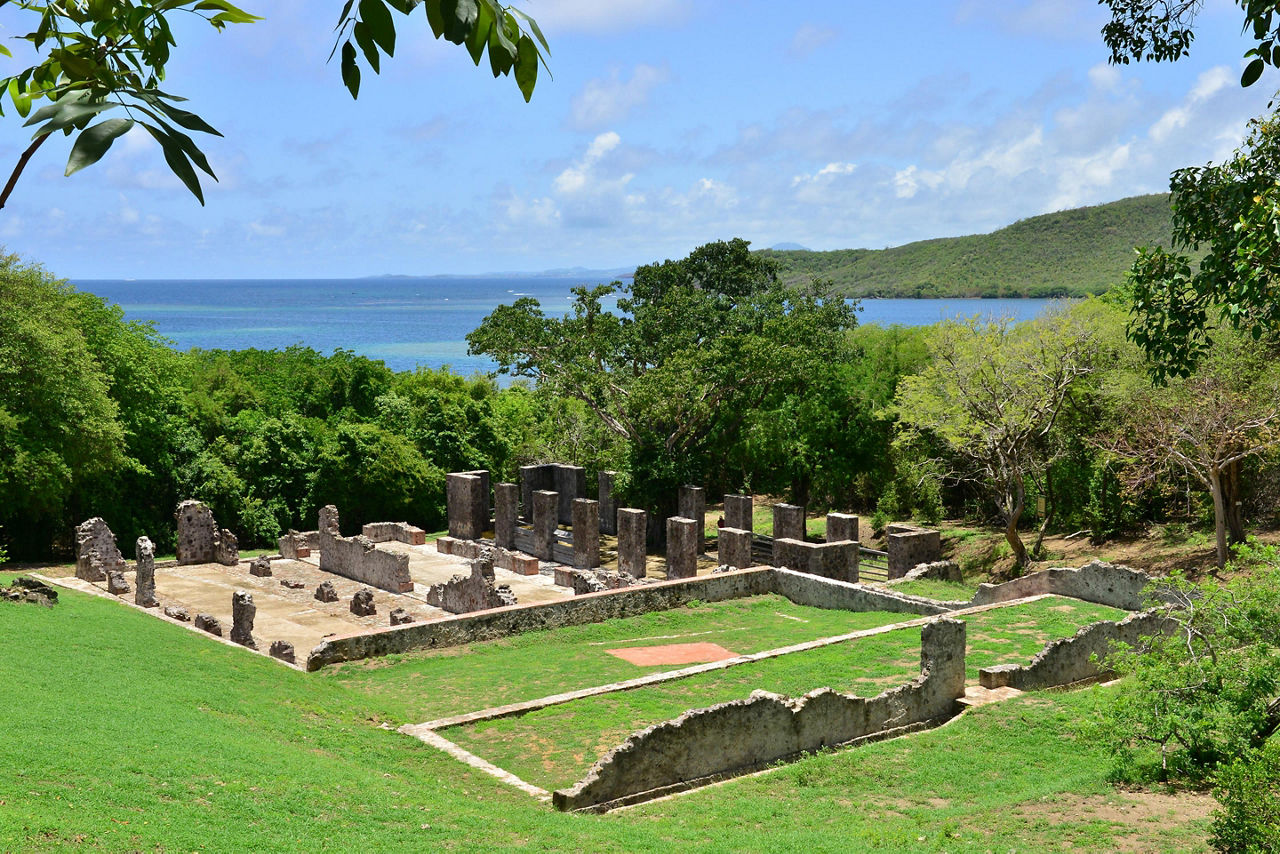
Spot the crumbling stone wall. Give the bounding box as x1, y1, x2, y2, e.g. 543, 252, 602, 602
553, 617, 967, 811
886, 526, 940, 580
969, 560, 1160, 611
424, 559, 517, 614
319, 531, 414, 593
75, 517, 125, 582
278, 531, 312, 559
980, 609, 1173, 691
361, 521, 427, 546
175, 500, 238, 566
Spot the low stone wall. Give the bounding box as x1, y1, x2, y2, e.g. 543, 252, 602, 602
969, 560, 1157, 611
306, 569, 776, 669
770, 568, 952, 616
773, 538, 858, 583
980, 609, 1173, 691
362, 521, 427, 546
552, 617, 967, 811
318, 532, 414, 593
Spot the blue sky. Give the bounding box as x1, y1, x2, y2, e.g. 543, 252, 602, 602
1, 0, 1275, 279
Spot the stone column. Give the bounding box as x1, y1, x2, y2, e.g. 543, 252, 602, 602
318, 504, 340, 538
598, 471, 618, 535
826, 512, 859, 544
719, 527, 753, 570
666, 516, 698, 579
446, 473, 485, 539
887, 528, 942, 580
678, 486, 706, 553
555, 465, 586, 524
135, 536, 159, 608
519, 465, 542, 521
461, 470, 491, 535
772, 504, 806, 566
230, 590, 257, 649
618, 508, 648, 578
494, 482, 519, 550
572, 499, 600, 569
724, 494, 753, 532
532, 490, 558, 561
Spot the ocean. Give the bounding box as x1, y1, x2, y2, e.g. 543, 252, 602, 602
72, 276, 1060, 376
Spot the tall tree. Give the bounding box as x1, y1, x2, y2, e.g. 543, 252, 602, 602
895, 309, 1100, 568
0, 0, 548, 207
467, 239, 859, 514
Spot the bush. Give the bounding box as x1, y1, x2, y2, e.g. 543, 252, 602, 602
1210, 740, 1280, 853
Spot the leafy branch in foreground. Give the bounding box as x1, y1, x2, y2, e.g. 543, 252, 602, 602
0, 0, 548, 208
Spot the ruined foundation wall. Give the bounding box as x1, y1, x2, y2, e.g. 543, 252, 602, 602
553, 618, 967, 811
969, 560, 1158, 611
980, 609, 1173, 691
361, 522, 427, 546
307, 568, 776, 669
770, 568, 950, 615
318, 533, 414, 593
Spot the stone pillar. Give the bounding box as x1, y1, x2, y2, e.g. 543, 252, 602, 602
494, 482, 519, 550
134, 536, 158, 608
519, 464, 542, 521
826, 512, 859, 544
461, 470, 491, 535
555, 465, 586, 524
887, 527, 942, 580
75, 517, 125, 582
771, 504, 806, 567
719, 527, 753, 570
318, 504, 340, 537
230, 590, 257, 649
618, 508, 648, 578
598, 471, 618, 535
666, 516, 698, 580
446, 473, 485, 540
724, 494, 753, 532
532, 490, 558, 561
678, 486, 706, 553
572, 499, 600, 569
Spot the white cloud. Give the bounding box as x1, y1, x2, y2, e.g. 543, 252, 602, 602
520, 0, 686, 34
788, 24, 839, 58
569, 64, 670, 130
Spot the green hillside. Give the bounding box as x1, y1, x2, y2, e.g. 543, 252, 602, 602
762, 193, 1179, 298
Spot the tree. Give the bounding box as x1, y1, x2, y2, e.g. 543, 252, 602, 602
0, 0, 548, 207
467, 239, 859, 516
895, 308, 1100, 569
1102, 0, 1280, 87
1103, 328, 1280, 568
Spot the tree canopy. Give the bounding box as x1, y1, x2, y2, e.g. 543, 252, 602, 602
0, 0, 548, 207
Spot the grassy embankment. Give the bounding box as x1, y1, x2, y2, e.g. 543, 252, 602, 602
0, 573, 1212, 852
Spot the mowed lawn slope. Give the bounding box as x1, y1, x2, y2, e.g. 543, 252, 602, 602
0, 574, 1212, 852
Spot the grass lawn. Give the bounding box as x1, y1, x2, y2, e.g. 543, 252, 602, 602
322, 594, 915, 723
443, 596, 1126, 791
884, 578, 977, 600
0, 573, 1211, 852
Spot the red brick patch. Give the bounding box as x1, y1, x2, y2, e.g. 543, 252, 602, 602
606, 642, 738, 666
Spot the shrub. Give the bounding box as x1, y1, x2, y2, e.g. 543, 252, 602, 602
1210, 740, 1280, 853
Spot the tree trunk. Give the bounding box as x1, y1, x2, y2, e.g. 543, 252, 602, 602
1208, 467, 1229, 570
1222, 459, 1246, 544
1031, 468, 1055, 560
1005, 476, 1029, 570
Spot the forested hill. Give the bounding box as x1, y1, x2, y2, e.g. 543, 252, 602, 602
760, 194, 1178, 298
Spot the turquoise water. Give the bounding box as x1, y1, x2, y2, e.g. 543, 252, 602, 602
73, 276, 1059, 376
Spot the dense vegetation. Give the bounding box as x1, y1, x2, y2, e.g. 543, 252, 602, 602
759, 194, 1183, 298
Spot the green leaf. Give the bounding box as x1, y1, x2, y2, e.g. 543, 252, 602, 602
515, 34, 537, 101
65, 118, 134, 176
1242, 58, 1266, 86
335, 0, 356, 28
425, 0, 445, 38
359, 0, 396, 56
354, 21, 381, 73
487, 22, 514, 77
7, 78, 33, 118
142, 122, 206, 205
25, 92, 116, 139
509, 7, 549, 54
466, 2, 492, 65
341, 41, 361, 98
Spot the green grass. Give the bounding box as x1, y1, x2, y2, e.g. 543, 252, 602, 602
323, 595, 912, 723
443, 596, 1125, 790
0, 581, 1211, 852
888, 578, 977, 600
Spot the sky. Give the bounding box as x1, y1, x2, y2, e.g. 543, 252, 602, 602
0, 0, 1276, 279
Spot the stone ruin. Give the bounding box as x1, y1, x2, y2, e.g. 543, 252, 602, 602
194, 613, 223, 636
249, 556, 273, 578
361, 521, 427, 546
890, 559, 962, 585
164, 605, 190, 622
425, 551, 517, 614
555, 567, 649, 595
230, 590, 257, 649
350, 588, 377, 617
106, 569, 131, 596
175, 500, 239, 566
278, 531, 312, 560
269, 640, 296, 664
314, 580, 339, 602
885, 524, 941, 580
75, 517, 126, 582
2, 576, 58, 607
390, 607, 415, 626
134, 536, 159, 608
316, 506, 414, 594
